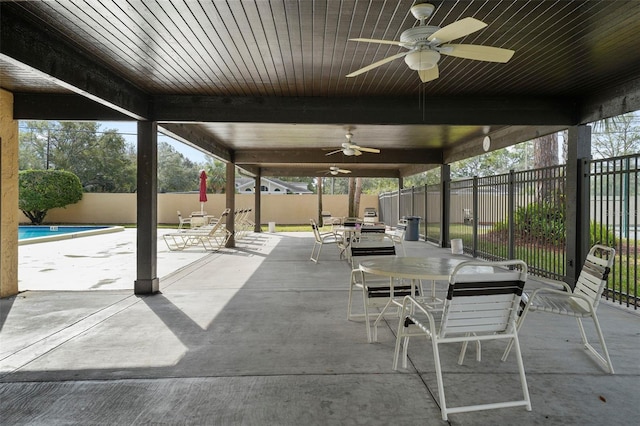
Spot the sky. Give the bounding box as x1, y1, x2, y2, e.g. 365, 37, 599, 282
99, 121, 210, 163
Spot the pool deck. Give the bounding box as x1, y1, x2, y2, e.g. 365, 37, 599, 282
2, 231, 639, 425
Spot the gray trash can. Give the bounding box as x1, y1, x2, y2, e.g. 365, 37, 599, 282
404, 216, 421, 241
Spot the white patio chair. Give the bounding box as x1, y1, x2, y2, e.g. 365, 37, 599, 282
502, 244, 616, 374
393, 260, 531, 421
347, 240, 420, 342
385, 226, 406, 255
177, 210, 191, 229
309, 219, 343, 262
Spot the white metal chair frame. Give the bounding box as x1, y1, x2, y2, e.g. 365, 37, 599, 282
177, 210, 191, 229
309, 219, 344, 262
164, 210, 231, 251
385, 226, 406, 255
347, 240, 407, 342
393, 260, 531, 421
502, 244, 616, 374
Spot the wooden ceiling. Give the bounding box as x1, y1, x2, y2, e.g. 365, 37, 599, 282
2, 1, 640, 177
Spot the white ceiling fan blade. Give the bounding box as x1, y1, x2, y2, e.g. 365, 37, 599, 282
354, 150, 363, 156
346, 51, 410, 77
418, 65, 439, 82
325, 149, 342, 156
337, 169, 351, 174
427, 17, 487, 44
349, 38, 403, 46
440, 44, 515, 63
356, 147, 381, 153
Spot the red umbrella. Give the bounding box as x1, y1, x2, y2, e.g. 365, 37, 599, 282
199, 170, 208, 214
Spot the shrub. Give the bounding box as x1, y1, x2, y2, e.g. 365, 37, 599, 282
19, 170, 83, 225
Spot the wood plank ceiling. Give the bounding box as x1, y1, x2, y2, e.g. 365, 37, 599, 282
2, 1, 640, 177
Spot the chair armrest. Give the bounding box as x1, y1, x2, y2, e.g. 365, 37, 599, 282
532, 276, 572, 292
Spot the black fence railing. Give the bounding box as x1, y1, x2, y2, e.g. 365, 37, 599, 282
378, 154, 639, 309
590, 155, 638, 307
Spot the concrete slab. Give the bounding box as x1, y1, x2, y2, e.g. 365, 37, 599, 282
2, 231, 639, 425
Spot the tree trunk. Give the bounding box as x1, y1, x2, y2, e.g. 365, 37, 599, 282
348, 177, 356, 217
533, 133, 560, 203
354, 177, 363, 218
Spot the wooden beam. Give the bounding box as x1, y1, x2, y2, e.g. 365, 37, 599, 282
234, 148, 442, 165
13, 93, 130, 120
1, 4, 149, 120
259, 167, 400, 178
443, 125, 568, 164
152, 94, 579, 126
579, 77, 640, 124
159, 123, 232, 163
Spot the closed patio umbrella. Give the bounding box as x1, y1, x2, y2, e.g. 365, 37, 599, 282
199, 170, 208, 214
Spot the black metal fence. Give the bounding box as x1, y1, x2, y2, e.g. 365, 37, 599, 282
378, 154, 639, 309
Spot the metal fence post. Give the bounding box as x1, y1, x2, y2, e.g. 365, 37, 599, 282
508, 170, 515, 260
472, 176, 478, 257
441, 164, 451, 248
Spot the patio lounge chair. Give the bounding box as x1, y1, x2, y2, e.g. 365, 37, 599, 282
502, 244, 616, 373
393, 260, 531, 421
164, 210, 231, 251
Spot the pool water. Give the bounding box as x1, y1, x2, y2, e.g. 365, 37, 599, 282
18, 225, 123, 244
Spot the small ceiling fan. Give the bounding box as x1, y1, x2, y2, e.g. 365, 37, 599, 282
327, 166, 351, 176
325, 132, 380, 157
346, 2, 515, 82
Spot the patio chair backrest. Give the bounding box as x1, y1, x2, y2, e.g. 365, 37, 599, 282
572, 244, 615, 312
441, 260, 527, 338
310, 219, 324, 242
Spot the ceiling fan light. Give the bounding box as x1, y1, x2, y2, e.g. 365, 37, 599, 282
404, 50, 440, 70
343, 148, 356, 156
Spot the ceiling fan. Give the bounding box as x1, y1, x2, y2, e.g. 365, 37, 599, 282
326, 166, 351, 176
325, 132, 381, 157
346, 2, 515, 82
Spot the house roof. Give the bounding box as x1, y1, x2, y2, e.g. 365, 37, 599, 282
2, 1, 640, 177
236, 177, 312, 194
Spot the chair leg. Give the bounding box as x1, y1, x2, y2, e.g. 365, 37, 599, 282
511, 331, 533, 411
502, 303, 531, 362
578, 316, 615, 374
432, 340, 449, 421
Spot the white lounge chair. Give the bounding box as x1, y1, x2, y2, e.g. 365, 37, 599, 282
164, 210, 231, 251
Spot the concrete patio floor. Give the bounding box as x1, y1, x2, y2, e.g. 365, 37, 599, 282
1, 231, 639, 425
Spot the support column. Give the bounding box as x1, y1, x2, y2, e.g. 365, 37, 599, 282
0, 89, 19, 298
134, 121, 159, 295
566, 125, 592, 286
398, 177, 403, 223
225, 163, 235, 247
440, 164, 451, 248
317, 176, 323, 224
254, 169, 261, 232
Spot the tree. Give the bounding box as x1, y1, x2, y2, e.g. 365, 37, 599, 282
157, 142, 202, 192
592, 112, 640, 158
19, 121, 137, 192
204, 157, 227, 193
19, 170, 83, 225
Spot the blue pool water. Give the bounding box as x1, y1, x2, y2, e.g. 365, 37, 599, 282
19, 225, 112, 240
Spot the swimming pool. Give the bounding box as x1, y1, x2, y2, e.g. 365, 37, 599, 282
18, 225, 124, 245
